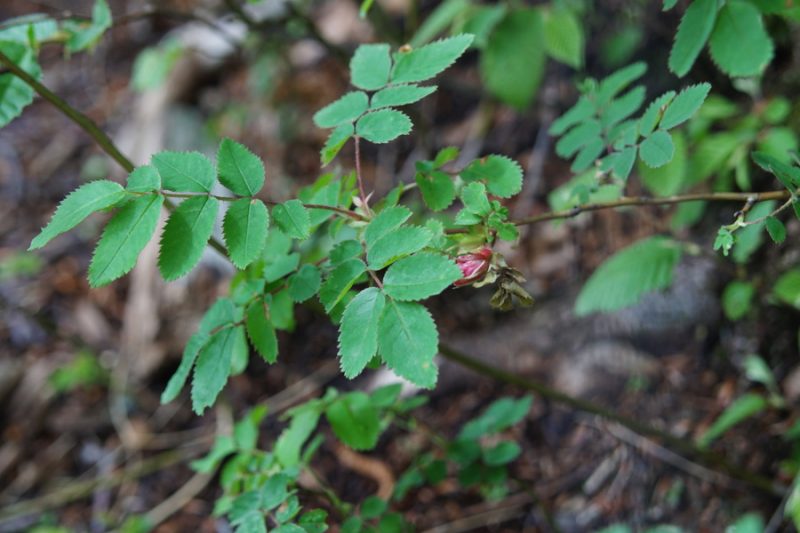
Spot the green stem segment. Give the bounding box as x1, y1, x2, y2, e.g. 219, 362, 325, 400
437, 343, 786, 498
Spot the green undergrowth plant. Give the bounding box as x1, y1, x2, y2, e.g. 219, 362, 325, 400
4, 0, 800, 529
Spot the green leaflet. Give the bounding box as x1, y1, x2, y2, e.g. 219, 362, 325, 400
191, 324, 248, 414
321, 123, 353, 166
575, 236, 683, 315
161, 298, 238, 404
223, 199, 269, 269
350, 43, 391, 90
542, 7, 584, 69
774, 270, 800, 309
462, 5, 507, 49
709, 1, 773, 77
313, 91, 368, 128
391, 34, 474, 84
330, 239, 363, 265
366, 226, 432, 269
63, 0, 112, 52
416, 169, 455, 212
272, 199, 310, 240
600, 86, 645, 129
639, 130, 674, 168
483, 441, 521, 466
364, 206, 412, 248
325, 392, 381, 450
152, 151, 216, 193
660, 83, 711, 130
356, 109, 412, 144
126, 165, 161, 192
287, 264, 321, 303
319, 258, 366, 312
383, 253, 462, 301
158, 196, 219, 281
668, 0, 717, 77
378, 299, 438, 388
638, 91, 676, 137
555, 119, 602, 158
640, 132, 686, 196
275, 408, 321, 467
460, 182, 491, 216
697, 393, 768, 449
0, 40, 42, 128
722, 280, 755, 321
596, 62, 647, 106
370, 85, 437, 109
459, 396, 532, 439
30, 180, 126, 250
460, 155, 523, 198
338, 287, 385, 378
88, 194, 164, 287
481, 9, 545, 109
131, 40, 183, 92
0, 15, 59, 44
217, 139, 265, 196
246, 299, 278, 364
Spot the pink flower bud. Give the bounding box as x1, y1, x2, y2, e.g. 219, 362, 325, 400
454, 247, 492, 287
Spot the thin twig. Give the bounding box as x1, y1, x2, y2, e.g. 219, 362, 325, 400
437, 343, 785, 498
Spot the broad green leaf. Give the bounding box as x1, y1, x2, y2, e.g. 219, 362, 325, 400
639, 130, 675, 168
152, 151, 215, 193
460, 182, 491, 215
766, 216, 786, 244
350, 43, 391, 90
640, 132, 687, 196
287, 264, 321, 303
326, 392, 381, 450
0, 41, 42, 128
272, 199, 310, 240
275, 408, 321, 467
660, 83, 711, 130
321, 123, 353, 166
330, 239, 363, 265
30, 180, 126, 250
481, 10, 544, 109
371, 85, 437, 109
367, 226, 432, 269
319, 258, 366, 312
416, 170, 456, 211
460, 155, 523, 198
668, 0, 717, 77
542, 7, 583, 68
709, 1, 773, 77
575, 237, 683, 315
126, 165, 161, 192
697, 393, 768, 448
732, 201, 775, 264
191, 324, 247, 414
223, 199, 269, 269
161, 299, 237, 403
483, 441, 521, 466
217, 139, 265, 196
458, 395, 533, 440
63, 0, 112, 52
383, 252, 461, 301
378, 299, 438, 388
722, 281, 755, 321
338, 288, 386, 378
555, 120, 602, 158
158, 196, 219, 281
391, 34, 474, 84
88, 194, 164, 287
246, 299, 278, 363
364, 206, 412, 248
356, 109, 412, 144
774, 269, 800, 308
313, 91, 368, 128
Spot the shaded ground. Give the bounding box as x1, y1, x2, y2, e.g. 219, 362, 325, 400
1, 1, 799, 531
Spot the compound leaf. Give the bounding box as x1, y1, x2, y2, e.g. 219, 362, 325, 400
217, 139, 265, 196
223, 198, 269, 269
391, 34, 473, 84
88, 194, 164, 287
338, 287, 386, 378
30, 180, 126, 250
158, 196, 219, 281
383, 252, 461, 301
